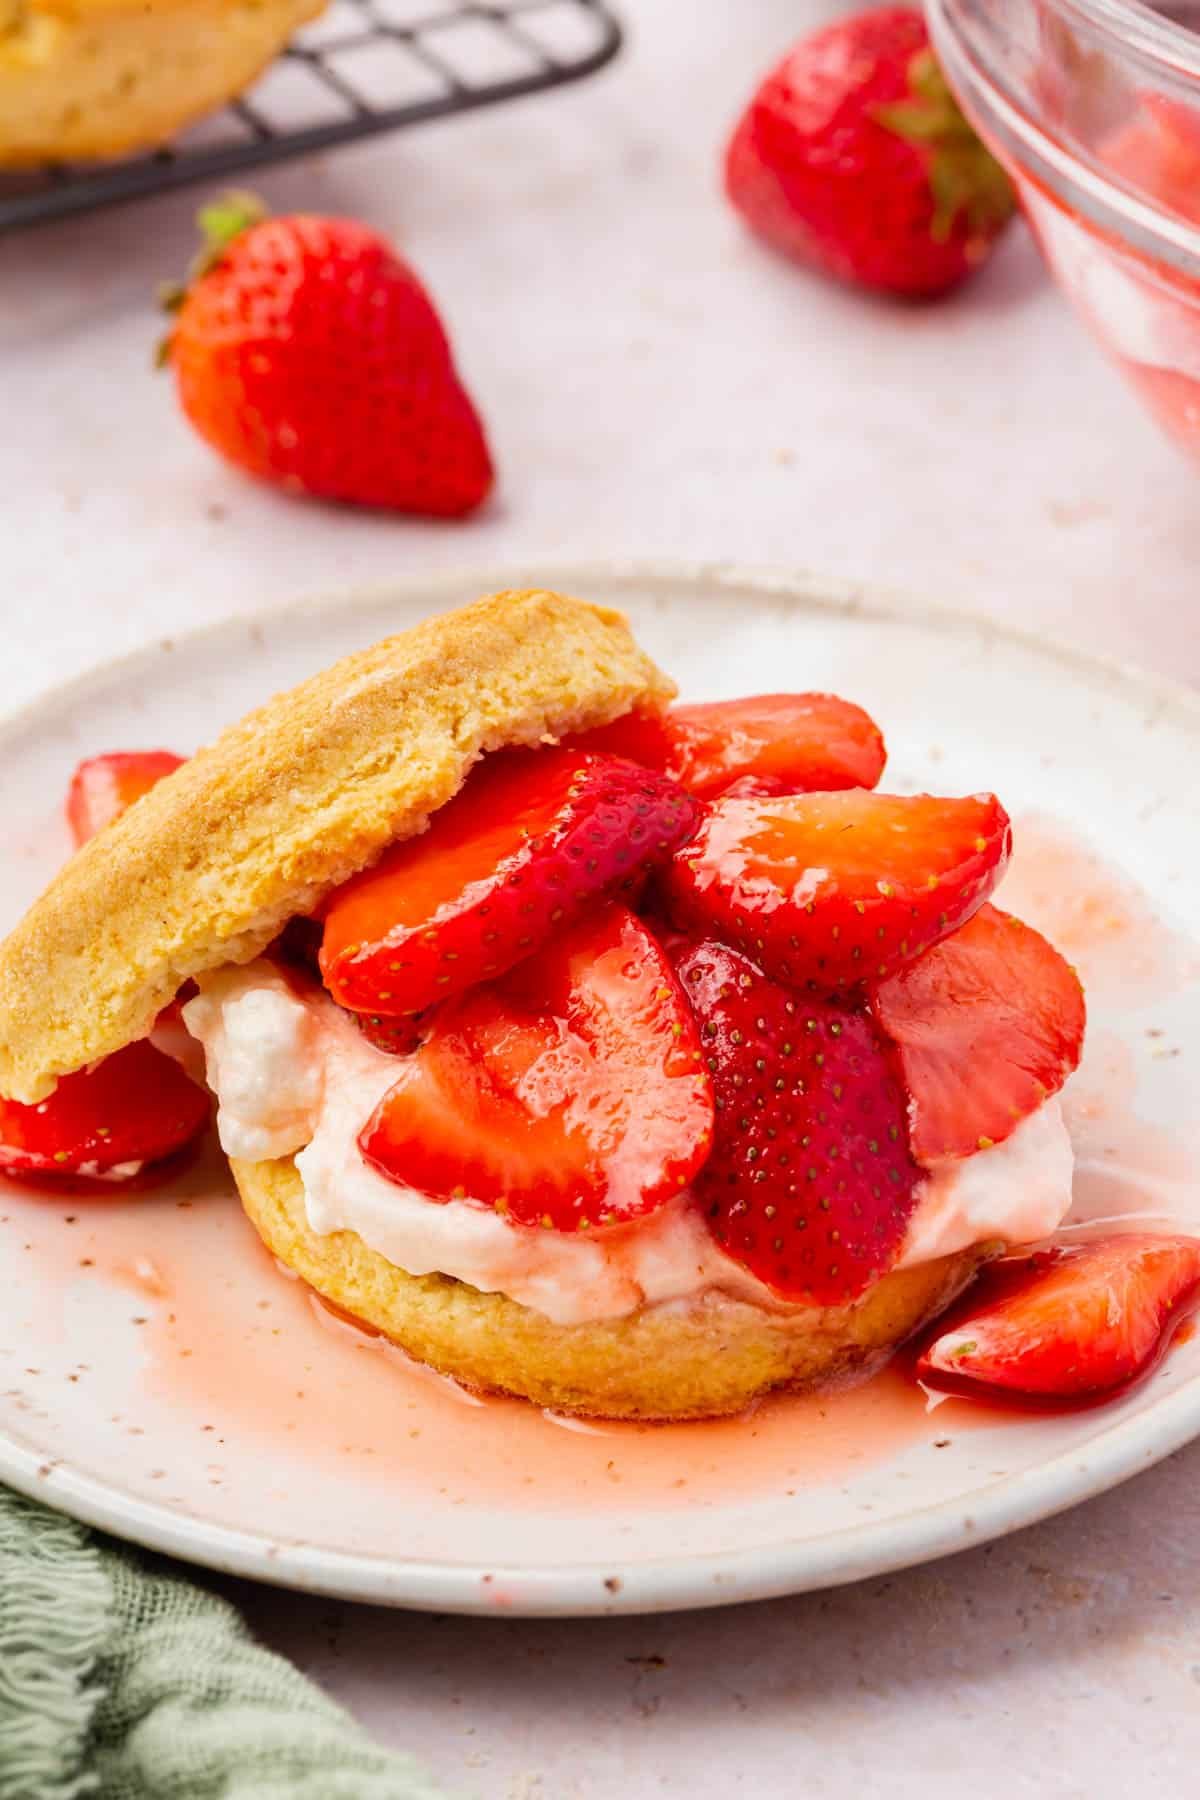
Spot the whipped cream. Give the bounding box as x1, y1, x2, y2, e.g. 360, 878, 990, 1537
184, 961, 1074, 1326
897, 1098, 1073, 1267
184, 976, 325, 1162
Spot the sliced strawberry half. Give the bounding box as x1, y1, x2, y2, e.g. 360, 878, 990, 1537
320, 748, 698, 1019
871, 904, 1085, 1162
917, 1234, 1200, 1404
0, 1040, 210, 1179
664, 789, 1010, 993
355, 1012, 427, 1056
359, 904, 714, 1230
66, 750, 184, 847
677, 939, 922, 1304
574, 693, 886, 800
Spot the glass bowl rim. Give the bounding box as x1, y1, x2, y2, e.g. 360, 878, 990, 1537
929, 0, 1200, 266
1049, 0, 1200, 81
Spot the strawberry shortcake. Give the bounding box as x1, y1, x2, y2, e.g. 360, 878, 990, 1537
2, 588, 1155, 1419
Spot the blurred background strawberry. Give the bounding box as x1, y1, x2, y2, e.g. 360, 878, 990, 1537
725, 5, 1017, 298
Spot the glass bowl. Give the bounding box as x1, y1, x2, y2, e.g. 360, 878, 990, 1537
927, 0, 1200, 458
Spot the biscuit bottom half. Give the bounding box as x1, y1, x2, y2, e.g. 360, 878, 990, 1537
233, 1155, 987, 1420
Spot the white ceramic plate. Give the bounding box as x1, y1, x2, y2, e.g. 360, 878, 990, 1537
3, 562, 1200, 1617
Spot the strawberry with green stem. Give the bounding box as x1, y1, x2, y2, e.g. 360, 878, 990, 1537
725, 6, 1017, 298
161, 193, 493, 517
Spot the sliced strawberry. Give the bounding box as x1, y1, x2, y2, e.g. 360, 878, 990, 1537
677, 939, 921, 1304
359, 905, 714, 1230
1101, 95, 1200, 227
320, 748, 697, 1019
664, 789, 1010, 993
717, 775, 801, 801
355, 1012, 426, 1056
917, 1234, 1200, 1404
0, 1040, 210, 1179
575, 693, 886, 801
568, 709, 675, 775
66, 751, 184, 847
871, 904, 1085, 1162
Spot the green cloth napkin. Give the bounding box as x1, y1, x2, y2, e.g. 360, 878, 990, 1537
0, 1487, 446, 1800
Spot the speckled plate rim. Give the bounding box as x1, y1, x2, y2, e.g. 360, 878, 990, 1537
2, 556, 1199, 1618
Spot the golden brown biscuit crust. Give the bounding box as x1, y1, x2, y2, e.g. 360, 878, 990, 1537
0, 0, 324, 167
233, 1152, 985, 1420
0, 590, 673, 1103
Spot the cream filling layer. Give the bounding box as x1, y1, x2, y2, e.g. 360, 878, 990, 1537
183, 962, 1074, 1327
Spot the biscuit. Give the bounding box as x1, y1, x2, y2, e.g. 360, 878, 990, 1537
0, 590, 673, 1102
234, 1151, 985, 1419
0, 0, 324, 166
2, 584, 994, 1416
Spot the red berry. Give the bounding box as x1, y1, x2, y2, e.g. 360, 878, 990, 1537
871, 904, 1086, 1161
166, 197, 493, 517
677, 939, 921, 1303
355, 1012, 427, 1057
1101, 95, 1200, 224
724, 6, 1016, 297
664, 789, 1010, 993
918, 1234, 1200, 1404
66, 751, 184, 847
359, 905, 715, 1231
573, 693, 886, 800
320, 748, 698, 1019
0, 1040, 209, 1179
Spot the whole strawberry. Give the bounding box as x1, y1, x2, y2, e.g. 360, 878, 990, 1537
724, 6, 1016, 298
163, 194, 493, 516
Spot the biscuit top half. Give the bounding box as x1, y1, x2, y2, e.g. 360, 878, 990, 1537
0, 589, 674, 1103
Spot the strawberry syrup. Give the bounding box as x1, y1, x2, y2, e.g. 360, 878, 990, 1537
1000, 812, 1200, 1007
0, 1155, 935, 1509
3, 815, 1199, 1505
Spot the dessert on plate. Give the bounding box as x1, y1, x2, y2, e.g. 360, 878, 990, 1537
5, 587, 1189, 1421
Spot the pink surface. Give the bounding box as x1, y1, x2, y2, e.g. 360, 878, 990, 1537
5, 0, 1200, 1790
237, 1472, 1200, 1796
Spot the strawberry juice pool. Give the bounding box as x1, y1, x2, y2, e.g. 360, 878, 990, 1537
2, 810, 1194, 1519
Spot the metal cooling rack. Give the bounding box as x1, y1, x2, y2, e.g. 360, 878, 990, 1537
0, 0, 622, 234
